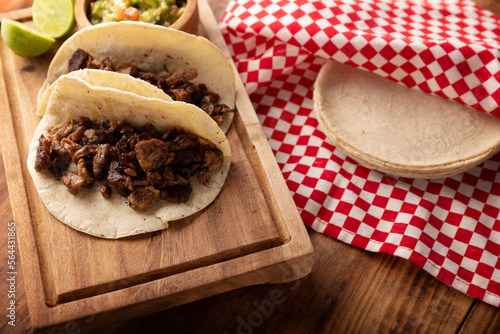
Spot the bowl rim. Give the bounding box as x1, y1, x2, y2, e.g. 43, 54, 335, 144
74, 0, 198, 32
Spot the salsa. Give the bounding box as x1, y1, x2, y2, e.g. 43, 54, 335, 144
90, 0, 186, 26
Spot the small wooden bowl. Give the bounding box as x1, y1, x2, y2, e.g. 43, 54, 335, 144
74, 0, 199, 34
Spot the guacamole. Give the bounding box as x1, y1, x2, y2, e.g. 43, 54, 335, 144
90, 0, 186, 26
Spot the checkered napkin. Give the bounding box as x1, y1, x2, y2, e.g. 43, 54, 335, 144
220, 0, 500, 307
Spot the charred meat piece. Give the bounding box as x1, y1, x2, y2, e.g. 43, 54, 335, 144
164, 68, 198, 87
83, 128, 104, 144
77, 116, 94, 128
198, 147, 224, 186
171, 149, 204, 168
138, 72, 164, 88
115, 64, 139, 77
34, 134, 52, 171
77, 158, 95, 188
170, 133, 199, 151
68, 49, 92, 72
34, 135, 71, 179
200, 95, 215, 116
61, 172, 86, 195
47, 119, 75, 140
134, 139, 170, 172
128, 186, 160, 211
88, 57, 114, 71
68, 125, 87, 142
102, 58, 114, 71
202, 147, 224, 171
213, 104, 233, 126
169, 88, 189, 102
161, 185, 192, 203
107, 161, 133, 197
60, 138, 81, 156
50, 141, 71, 180
72, 145, 96, 162
101, 185, 112, 199
93, 143, 111, 181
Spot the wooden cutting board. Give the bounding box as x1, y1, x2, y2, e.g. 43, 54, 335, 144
0, 0, 313, 332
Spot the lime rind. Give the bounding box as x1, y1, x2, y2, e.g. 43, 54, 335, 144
1, 19, 55, 57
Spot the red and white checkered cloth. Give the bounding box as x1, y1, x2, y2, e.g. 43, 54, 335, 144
220, 0, 500, 307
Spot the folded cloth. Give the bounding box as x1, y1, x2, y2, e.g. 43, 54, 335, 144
220, 0, 500, 307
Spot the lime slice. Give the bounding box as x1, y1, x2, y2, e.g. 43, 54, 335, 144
32, 0, 76, 38
1, 19, 55, 57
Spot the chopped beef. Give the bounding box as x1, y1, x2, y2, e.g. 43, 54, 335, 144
34, 135, 52, 171
67, 50, 234, 126
161, 185, 192, 203
73, 145, 96, 162
171, 148, 204, 168
89, 57, 115, 71
132, 176, 150, 187
202, 147, 224, 171
77, 116, 94, 128
115, 64, 139, 77
102, 58, 114, 71
50, 141, 71, 180
47, 119, 75, 140
198, 147, 224, 186
170, 133, 199, 151
34, 117, 224, 211
200, 95, 215, 115
83, 128, 104, 144
101, 185, 112, 199
77, 158, 94, 188
108, 161, 133, 197
61, 172, 86, 195
93, 144, 111, 180
124, 168, 137, 177
61, 138, 81, 156
198, 170, 211, 186
68, 49, 91, 72
68, 125, 87, 142
164, 68, 198, 87
212, 104, 234, 126
128, 186, 160, 211
169, 88, 189, 102
134, 139, 170, 172
139, 72, 163, 88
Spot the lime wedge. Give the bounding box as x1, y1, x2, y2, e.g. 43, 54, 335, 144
1, 19, 55, 57
32, 0, 76, 38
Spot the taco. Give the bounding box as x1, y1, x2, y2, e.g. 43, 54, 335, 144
313, 61, 500, 179
37, 69, 173, 116
38, 21, 236, 133
28, 75, 231, 239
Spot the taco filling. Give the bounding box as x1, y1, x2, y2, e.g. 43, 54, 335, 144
34, 116, 224, 211
68, 49, 234, 127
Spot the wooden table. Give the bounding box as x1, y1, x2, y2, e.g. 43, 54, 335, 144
1, 1, 500, 333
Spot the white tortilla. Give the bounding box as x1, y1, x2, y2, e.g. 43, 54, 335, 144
28, 75, 231, 239
37, 69, 173, 116
313, 61, 500, 179
38, 21, 235, 133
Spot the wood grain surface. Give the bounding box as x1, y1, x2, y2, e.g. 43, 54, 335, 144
1, 0, 500, 333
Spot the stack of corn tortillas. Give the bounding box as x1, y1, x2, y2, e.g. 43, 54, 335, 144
313, 61, 500, 179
